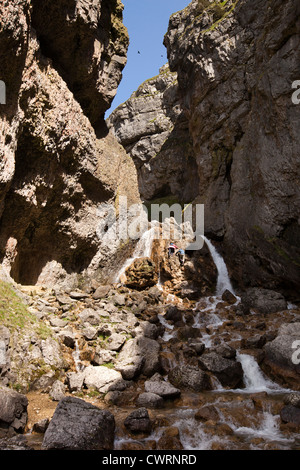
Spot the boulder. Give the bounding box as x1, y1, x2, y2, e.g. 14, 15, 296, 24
106, 333, 126, 352
115, 336, 160, 380
49, 380, 65, 401
280, 405, 300, 428
92, 285, 111, 300
221, 290, 238, 304
124, 257, 158, 290
168, 364, 211, 392
262, 322, 300, 390
241, 288, 287, 314
198, 352, 244, 389
136, 392, 164, 409
124, 408, 152, 434
83, 366, 124, 393
42, 397, 115, 450
144, 374, 181, 399
0, 386, 28, 433
79, 308, 101, 326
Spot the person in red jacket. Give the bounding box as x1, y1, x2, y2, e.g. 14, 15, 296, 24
168, 242, 178, 257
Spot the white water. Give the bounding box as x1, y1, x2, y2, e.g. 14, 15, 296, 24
115, 222, 160, 283
236, 353, 288, 394
203, 236, 235, 295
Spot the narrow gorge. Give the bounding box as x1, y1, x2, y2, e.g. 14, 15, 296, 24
0, 0, 299, 453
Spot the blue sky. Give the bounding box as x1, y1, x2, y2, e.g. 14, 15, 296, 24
106, 0, 190, 117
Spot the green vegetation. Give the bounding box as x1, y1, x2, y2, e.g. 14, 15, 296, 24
0, 280, 52, 339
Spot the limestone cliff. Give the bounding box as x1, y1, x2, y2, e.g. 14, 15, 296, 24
107, 64, 199, 203
109, 0, 300, 298
0, 0, 140, 288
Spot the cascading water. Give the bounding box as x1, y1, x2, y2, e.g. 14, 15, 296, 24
236, 353, 288, 394
202, 236, 235, 296
115, 221, 160, 283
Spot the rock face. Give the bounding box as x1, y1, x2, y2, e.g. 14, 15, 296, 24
163, 0, 300, 297
0, 0, 140, 289
107, 64, 199, 203
109, 0, 300, 299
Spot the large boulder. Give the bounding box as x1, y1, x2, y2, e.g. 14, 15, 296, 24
83, 366, 125, 393
42, 397, 115, 450
168, 364, 211, 392
123, 257, 158, 290
144, 373, 181, 399
0, 386, 28, 434
115, 336, 161, 379
124, 408, 152, 434
262, 322, 300, 390
240, 288, 287, 314
198, 352, 244, 389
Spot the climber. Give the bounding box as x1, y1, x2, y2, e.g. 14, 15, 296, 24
176, 248, 185, 266
168, 242, 178, 257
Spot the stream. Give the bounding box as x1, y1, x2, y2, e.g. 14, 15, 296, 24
111, 227, 300, 450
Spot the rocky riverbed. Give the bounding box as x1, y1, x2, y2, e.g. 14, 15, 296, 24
0, 240, 299, 451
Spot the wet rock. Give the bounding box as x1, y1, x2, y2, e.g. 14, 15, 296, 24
0, 386, 28, 434
0, 435, 32, 450
168, 364, 211, 392
136, 392, 164, 409
164, 305, 182, 323
188, 341, 206, 356
280, 405, 300, 428
198, 352, 244, 389
195, 405, 219, 422
241, 288, 287, 314
42, 397, 115, 450
214, 344, 236, 359
263, 322, 300, 390
221, 290, 237, 304
124, 408, 152, 434
241, 334, 267, 349
157, 427, 183, 450
144, 374, 181, 399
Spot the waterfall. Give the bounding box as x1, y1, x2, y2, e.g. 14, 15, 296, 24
236, 353, 287, 393
115, 221, 160, 283
202, 236, 235, 296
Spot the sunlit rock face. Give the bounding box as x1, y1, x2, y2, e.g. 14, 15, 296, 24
107, 64, 199, 204
0, 0, 140, 288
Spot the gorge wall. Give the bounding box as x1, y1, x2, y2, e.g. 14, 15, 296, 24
0, 0, 140, 288
108, 0, 300, 299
